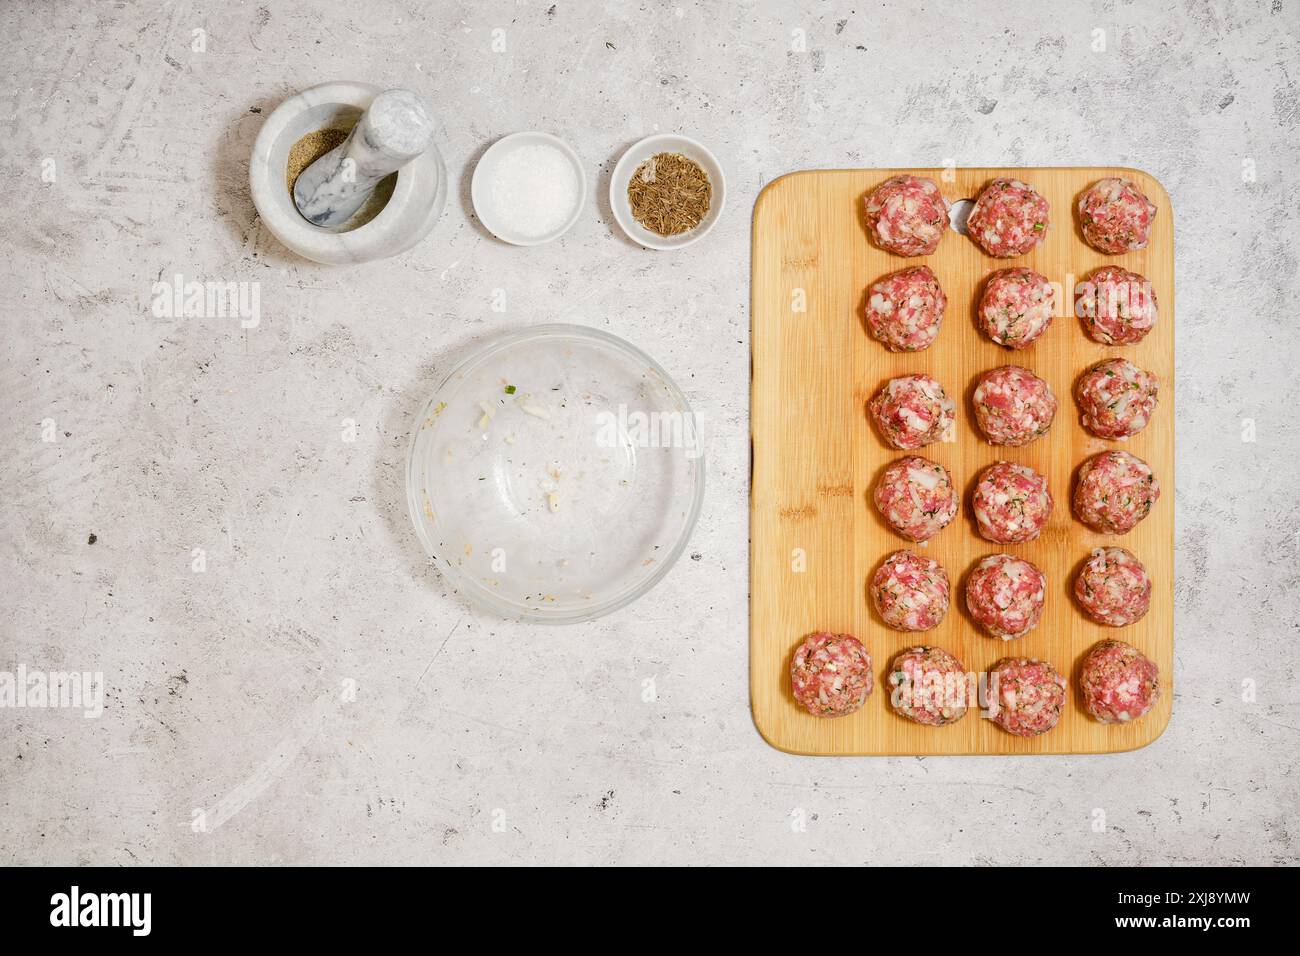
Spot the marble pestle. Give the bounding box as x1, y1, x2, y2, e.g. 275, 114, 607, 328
293, 88, 435, 228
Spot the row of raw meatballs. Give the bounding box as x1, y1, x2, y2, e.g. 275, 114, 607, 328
791, 634, 1160, 736
863, 174, 1157, 258
874, 450, 1160, 544
871, 364, 1159, 450
864, 261, 1158, 353
873, 545, 1150, 639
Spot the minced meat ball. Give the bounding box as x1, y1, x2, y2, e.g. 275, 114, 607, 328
1076, 266, 1158, 345
863, 174, 950, 257
988, 657, 1067, 737
888, 646, 969, 726
864, 265, 948, 352
1079, 640, 1160, 723
1077, 178, 1157, 254
972, 365, 1057, 446
1074, 450, 1160, 534
868, 374, 956, 449
978, 267, 1057, 349
790, 631, 873, 718
871, 550, 951, 631
966, 553, 1047, 640
972, 461, 1053, 544
873, 456, 959, 543
1074, 547, 1151, 626
966, 178, 1050, 258
1075, 358, 1159, 440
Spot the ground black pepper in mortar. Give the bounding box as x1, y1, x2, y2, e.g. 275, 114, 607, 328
627, 152, 711, 237
286, 127, 349, 196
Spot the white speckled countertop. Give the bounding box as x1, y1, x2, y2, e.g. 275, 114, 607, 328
2, 0, 1296, 865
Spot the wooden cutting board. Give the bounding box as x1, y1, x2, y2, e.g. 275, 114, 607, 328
750, 167, 1173, 756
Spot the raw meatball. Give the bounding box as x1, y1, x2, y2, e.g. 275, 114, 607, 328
972, 365, 1057, 446
1075, 358, 1159, 440
790, 631, 873, 718
888, 646, 969, 726
862, 174, 950, 257
1078, 178, 1157, 254
868, 374, 956, 449
978, 268, 1057, 349
1076, 266, 1157, 345
871, 550, 951, 631
972, 462, 1053, 544
1075, 547, 1151, 626
1074, 451, 1160, 534
988, 657, 1067, 737
1079, 640, 1160, 723
863, 266, 948, 352
873, 456, 959, 542
966, 178, 1050, 258
966, 553, 1046, 640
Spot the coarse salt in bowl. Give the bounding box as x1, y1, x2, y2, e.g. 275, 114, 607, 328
471, 132, 586, 245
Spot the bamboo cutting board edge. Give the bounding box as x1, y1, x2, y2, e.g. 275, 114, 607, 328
750, 166, 1174, 757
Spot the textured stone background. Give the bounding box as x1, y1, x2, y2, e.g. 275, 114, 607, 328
2, 0, 1297, 865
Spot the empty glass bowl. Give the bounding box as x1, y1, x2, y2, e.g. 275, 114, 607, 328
405, 325, 704, 623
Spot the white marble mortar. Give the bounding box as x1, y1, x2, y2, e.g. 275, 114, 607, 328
249, 80, 447, 264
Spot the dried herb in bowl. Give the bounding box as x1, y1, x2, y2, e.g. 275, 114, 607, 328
627, 152, 711, 237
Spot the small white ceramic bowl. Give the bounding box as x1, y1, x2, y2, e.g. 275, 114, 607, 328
610, 134, 726, 250
471, 132, 586, 246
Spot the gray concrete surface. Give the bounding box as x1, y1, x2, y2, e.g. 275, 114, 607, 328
2, 0, 1297, 865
